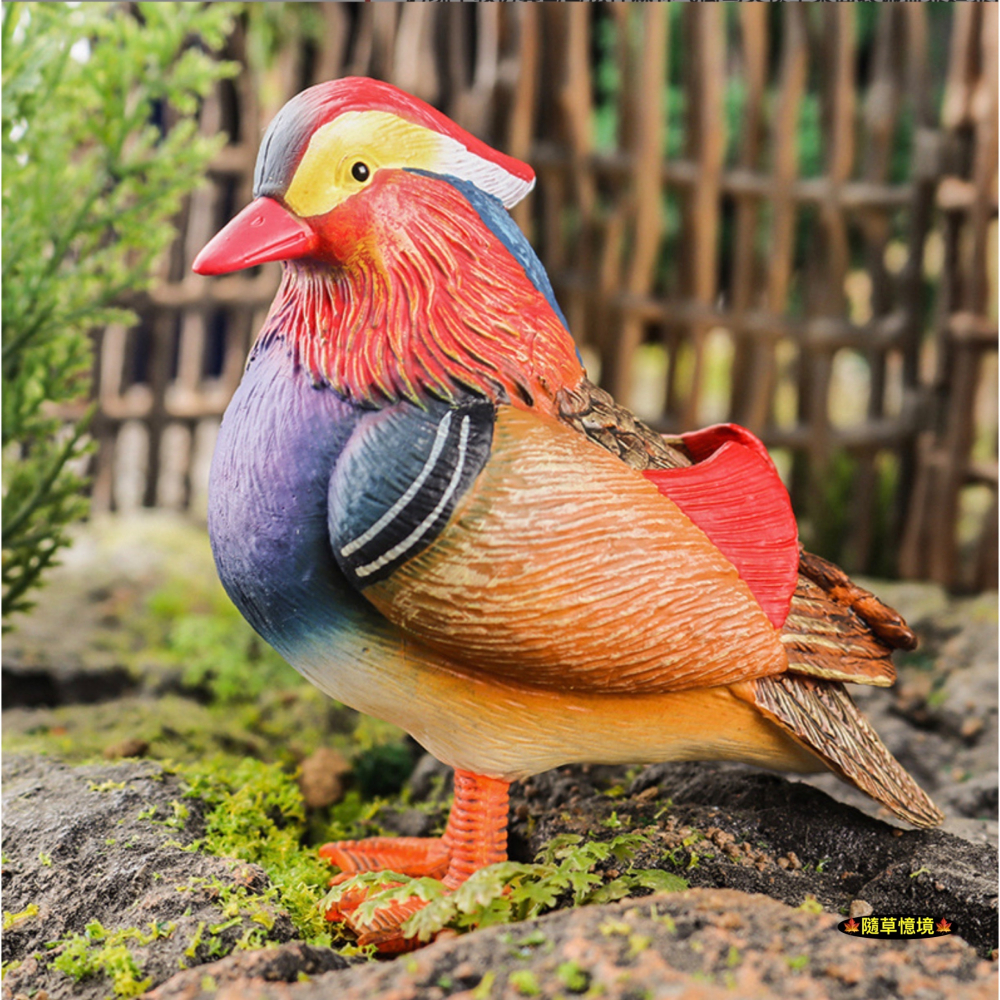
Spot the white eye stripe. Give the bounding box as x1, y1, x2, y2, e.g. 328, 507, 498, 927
436, 142, 535, 209
353, 415, 471, 579
340, 410, 453, 559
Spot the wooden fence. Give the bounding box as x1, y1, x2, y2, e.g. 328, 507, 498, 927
86, 3, 997, 591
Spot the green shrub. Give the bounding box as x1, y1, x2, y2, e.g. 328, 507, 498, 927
1, 2, 238, 623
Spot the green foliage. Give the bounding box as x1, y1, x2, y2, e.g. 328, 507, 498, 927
181, 758, 337, 945
145, 577, 301, 704
1, 2, 238, 623
799, 448, 899, 575
50, 919, 174, 998
323, 830, 688, 944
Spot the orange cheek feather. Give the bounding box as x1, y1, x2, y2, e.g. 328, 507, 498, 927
268, 171, 584, 411
306, 194, 375, 267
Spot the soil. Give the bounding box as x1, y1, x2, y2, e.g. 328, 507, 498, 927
2, 514, 997, 999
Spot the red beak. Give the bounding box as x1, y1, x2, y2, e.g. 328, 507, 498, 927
192, 197, 319, 275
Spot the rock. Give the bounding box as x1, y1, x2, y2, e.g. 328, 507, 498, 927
940, 773, 999, 820
514, 760, 998, 957
143, 889, 998, 1000
406, 752, 454, 803
1, 756, 298, 1000
103, 737, 150, 759
297, 747, 351, 809
148, 943, 348, 999
849, 899, 873, 918
2, 513, 218, 709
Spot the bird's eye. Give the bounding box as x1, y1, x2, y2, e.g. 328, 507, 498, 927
351, 162, 370, 183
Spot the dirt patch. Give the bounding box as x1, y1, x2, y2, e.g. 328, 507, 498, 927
1, 757, 304, 1000
150, 889, 996, 1000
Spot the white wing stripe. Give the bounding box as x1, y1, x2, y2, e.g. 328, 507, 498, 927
340, 410, 453, 558
354, 415, 470, 579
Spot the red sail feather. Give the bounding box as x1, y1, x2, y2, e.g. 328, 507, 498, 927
643, 427, 799, 629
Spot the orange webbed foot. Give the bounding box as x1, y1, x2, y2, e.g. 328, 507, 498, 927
319, 836, 451, 882
320, 770, 510, 953
325, 879, 433, 953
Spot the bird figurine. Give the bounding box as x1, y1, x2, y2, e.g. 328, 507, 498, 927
193, 77, 943, 952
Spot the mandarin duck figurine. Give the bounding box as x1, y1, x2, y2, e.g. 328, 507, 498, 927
194, 77, 943, 952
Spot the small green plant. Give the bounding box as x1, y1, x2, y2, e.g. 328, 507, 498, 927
2, 903, 39, 931
143, 579, 301, 704
324, 830, 687, 944
1, 1, 237, 623
50, 919, 174, 998
182, 758, 337, 945
797, 895, 824, 914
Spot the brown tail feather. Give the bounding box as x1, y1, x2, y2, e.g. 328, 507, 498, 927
779, 549, 918, 688
781, 573, 897, 686
797, 549, 917, 651
742, 674, 943, 828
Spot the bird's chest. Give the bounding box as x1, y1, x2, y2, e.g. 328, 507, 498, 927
207, 345, 362, 651
207, 340, 495, 656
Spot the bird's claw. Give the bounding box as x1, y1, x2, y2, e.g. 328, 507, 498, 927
319, 835, 451, 881
319, 772, 509, 953
320, 836, 451, 953
324, 881, 430, 954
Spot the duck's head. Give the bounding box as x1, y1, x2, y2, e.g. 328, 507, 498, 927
192, 77, 535, 275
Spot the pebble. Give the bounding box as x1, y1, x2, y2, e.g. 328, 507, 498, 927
849, 899, 874, 918
103, 737, 149, 759
297, 746, 351, 809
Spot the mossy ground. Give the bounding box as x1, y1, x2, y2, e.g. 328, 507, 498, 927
3, 515, 692, 993
3, 514, 996, 997
2, 515, 437, 992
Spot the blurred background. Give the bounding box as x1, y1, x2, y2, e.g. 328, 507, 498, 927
4, 1, 997, 625
2, 3, 997, 908
86, 3, 997, 591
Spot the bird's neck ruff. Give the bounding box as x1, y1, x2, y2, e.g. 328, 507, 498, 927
256, 175, 583, 412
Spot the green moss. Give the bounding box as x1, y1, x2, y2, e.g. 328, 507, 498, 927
183, 921, 205, 960
88, 780, 127, 792
510, 969, 542, 996
647, 904, 676, 933
177, 757, 362, 945
557, 960, 589, 992
49, 920, 173, 999
324, 830, 687, 946
599, 918, 631, 937
472, 971, 496, 1000
171, 880, 282, 960
3, 904, 39, 930
626, 934, 651, 959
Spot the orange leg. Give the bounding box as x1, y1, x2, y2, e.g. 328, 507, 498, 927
320, 769, 509, 951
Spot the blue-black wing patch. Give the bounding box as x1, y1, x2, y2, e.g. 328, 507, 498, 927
329, 399, 494, 588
